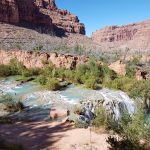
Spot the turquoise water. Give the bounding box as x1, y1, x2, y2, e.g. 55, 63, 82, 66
0, 76, 149, 122
0, 76, 40, 96
59, 84, 95, 103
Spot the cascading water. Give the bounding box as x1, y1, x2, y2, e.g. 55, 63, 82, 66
99, 90, 135, 121
0, 77, 136, 121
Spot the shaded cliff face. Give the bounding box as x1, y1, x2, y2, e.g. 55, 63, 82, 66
0, 50, 88, 69
0, 0, 85, 35
92, 20, 150, 51
0, 0, 19, 24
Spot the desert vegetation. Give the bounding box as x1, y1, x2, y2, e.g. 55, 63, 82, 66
0, 58, 149, 100
0, 94, 24, 112
0, 58, 150, 149
92, 104, 150, 150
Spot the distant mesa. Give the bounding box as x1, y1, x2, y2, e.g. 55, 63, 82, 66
0, 0, 85, 36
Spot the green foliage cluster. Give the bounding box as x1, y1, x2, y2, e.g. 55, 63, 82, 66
44, 78, 60, 91
0, 94, 24, 112
74, 119, 89, 128
93, 105, 150, 149
35, 60, 117, 90
0, 59, 40, 77
103, 76, 150, 101
92, 106, 110, 128
126, 57, 140, 78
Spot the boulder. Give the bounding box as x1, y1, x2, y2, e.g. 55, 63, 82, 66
109, 60, 126, 76
49, 108, 68, 119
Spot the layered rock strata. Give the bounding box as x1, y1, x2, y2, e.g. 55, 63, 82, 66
92, 20, 150, 51
0, 0, 85, 35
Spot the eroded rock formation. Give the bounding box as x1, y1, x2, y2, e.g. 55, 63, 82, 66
109, 60, 126, 76
37, 0, 85, 35
0, 50, 88, 69
92, 20, 150, 51
0, 0, 85, 35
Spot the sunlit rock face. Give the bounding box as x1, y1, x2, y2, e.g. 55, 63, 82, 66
0, 50, 88, 69
0, 0, 85, 35
92, 19, 150, 52
109, 60, 126, 76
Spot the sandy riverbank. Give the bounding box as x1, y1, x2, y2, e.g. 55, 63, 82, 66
0, 120, 109, 150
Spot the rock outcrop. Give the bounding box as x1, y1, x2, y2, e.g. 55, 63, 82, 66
92, 20, 150, 51
109, 60, 126, 76
37, 0, 85, 35
0, 0, 85, 35
0, 50, 88, 69
135, 67, 150, 80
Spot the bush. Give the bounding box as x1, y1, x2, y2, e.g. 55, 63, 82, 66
45, 78, 60, 91
36, 75, 47, 85
107, 106, 150, 150
0, 95, 24, 112
92, 106, 110, 128
74, 119, 89, 128
9, 59, 25, 75
126, 64, 136, 78
85, 78, 97, 89
125, 57, 140, 78
0, 64, 11, 77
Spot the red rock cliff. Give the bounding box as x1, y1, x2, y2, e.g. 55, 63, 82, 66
92, 20, 150, 51
0, 0, 85, 35
0, 50, 88, 69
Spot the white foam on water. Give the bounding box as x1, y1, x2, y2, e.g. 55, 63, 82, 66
59, 94, 78, 104
99, 89, 135, 120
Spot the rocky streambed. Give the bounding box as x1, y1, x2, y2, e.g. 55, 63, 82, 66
0, 76, 137, 122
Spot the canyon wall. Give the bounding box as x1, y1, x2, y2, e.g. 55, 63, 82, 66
0, 0, 85, 35
0, 50, 88, 69
0, 0, 19, 24
92, 20, 150, 51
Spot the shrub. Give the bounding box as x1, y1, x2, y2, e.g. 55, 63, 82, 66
33, 45, 43, 51
74, 119, 89, 128
107, 105, 150, 150
36, 75, 47, 85
45, 78, 60, 91
125, 57, 140, 78
85, 78, 97, 89
92, 106, 109, 128
41, 64, 54, 77
0, 64, 11, 77
126, 64, 136, 78
0, 95, 24, 112
9, 59, 25, 75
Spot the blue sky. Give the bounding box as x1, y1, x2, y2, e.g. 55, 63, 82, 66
56, 0, 150, 36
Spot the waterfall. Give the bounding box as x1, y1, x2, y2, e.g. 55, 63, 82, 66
100, 89, 135, 121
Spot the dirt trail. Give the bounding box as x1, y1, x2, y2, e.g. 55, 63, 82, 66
0, 121, 109, 150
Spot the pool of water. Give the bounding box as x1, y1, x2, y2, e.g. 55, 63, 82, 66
0, 76, 149, 123
0, 76, 40, 97
58, 85, 96, 104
